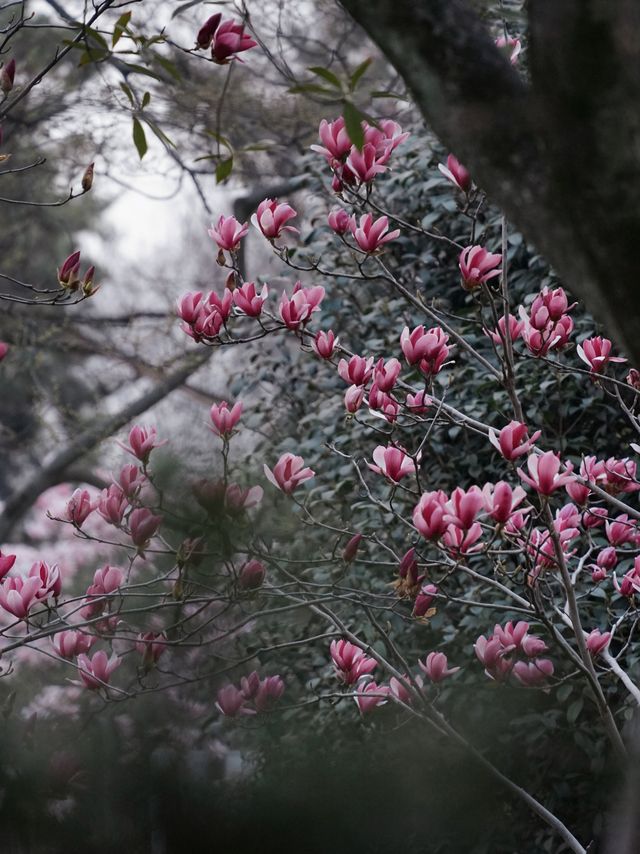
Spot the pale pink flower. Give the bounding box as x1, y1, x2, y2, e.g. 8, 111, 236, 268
136, 631, 167, 667
52, 630, 94, 660
330, 639, 377, 685
577, 336, 626, 374
438, 154, 471, 192
368, 445, 415, 482
64, 488, 95, 526
585, 629, 611, 657
344, 385, 365, 413
413, 491, 449, 540
372, 357, 401, 392
207, 215, 248, 251
0, 576, 41, 619
444, 486, 485, 530
264, 453, 314, 494
96, 484, 128, 525
233, 281, 268, 317
459, 245, 502, 290
512, 659, 554, 687
216, 684, 250, 717
209, 400, 243, 438
484, 314, 523, 346
338, 354, 374, 386
311, 117, 353, 163
313, 330, 339, 359
279, 282, 325, 330
419, 651, 460, 683
346, 143, 390, 184
252, 198, 299, 240
118, 425, 167, 465
129, 508, 162, 549
518, 451, 575, 495
350, 213, 400, 253
355, 681, 390, 715
488, 421, 541, 461
77, 650, 121, 690
400, 325, 451, 376
28, 560, 61, 600
327, 208, 351, 234
405, 390, 431, 414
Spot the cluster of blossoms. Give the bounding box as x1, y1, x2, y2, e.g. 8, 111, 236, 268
216, 671, 285, 717
329, 640, 459, 716
311, 116, 409, 193
57, 250, 98, 297
474, 621, 554, 687
195, 13, 257, 64
328, 210, 400, 254
0, 554, 60, 618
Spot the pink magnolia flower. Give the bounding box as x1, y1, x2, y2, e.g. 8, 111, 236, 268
372, 357, 401, 392
350, 213, 400, 253
512, 659, 554, 687
626, 368, 640, 390
330, 639, 377, 685
253, 675, 285, 711
264, 453, 314, 494
196, 13, 222, 49
28, 560, 61, 600
400, 325, 451, 376
233, 281, 268, 317
129, 508, 162, 549
606, 514, 636, 547
57, 250, 81, 287
0, 576, 41, 619
77, 650, 121, 690
388, 676, 414, 704
495, 35, 522, 64
405, 390, 431, 414
211, 18, 257, 64
438, 154, 471, 193
577, 336, 626, 374
595, 547, 618, 571
177, 291, 204, 325
224, 483, 263, 513
419, 651, 460, 683
602, 457, 640, 494
207, 215, 248, 251
338, 354, 374, 386
413, 491, 449, 540
414, 583, 438, 617
313, 330, 339, 359
0, 550, 16, 581
368, 384, 400, 422
311, 117, 353, 163
343, 533, 363, 563
216, 684, 251, 717
252, 198, 299, 240
530, 287, 574, 324
91, 565, 124, 596
64, 488, 95, 526
118, 464, 146, 498
237, 559, 266, 590
119, 425, 167, 465
368, 445, 415, 482
459, 245, 502, 290
518, 451, 575, 496
482, 481, 528, 525
365, 119, 409, 154
488, 421, 541, 461
346, 143, 390, 184
97, 484, 128, 526
484, 314, 523, 346
355, 681, 390, 715
442, 522, 483, 557
344, 385, 365, 413
210, 400, 243, 438
52, 630, 94, 660
444, 486, 485, 530
327, 208, 351, 234
136, 631, 167, 667
279, 282, 325, 330
585, 629, 611, 657
205, 290, 233, 322
0, 342, 8, 361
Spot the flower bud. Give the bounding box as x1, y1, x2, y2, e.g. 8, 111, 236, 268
0, 59, 16, 94
81, 162, 94, 192
342, 533, 362, 563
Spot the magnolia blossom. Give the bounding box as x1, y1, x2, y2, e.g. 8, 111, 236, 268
344, 385, 365, 413
52, 630, 94, 660
211, 18, 257, 63
349, 213, 400, 253
368, 445, 415, 482
512, 659, 554, 687
279, 282, 325, 330
28, 561, 61, 601
419, 651, 460, 683
518, 451, 575, 496
210, 400, 242, 438
65, 488, 95, 526
405, 390, 431, 414
459, 245, 502, 290
0, 550, 16, 581
330, 639, 377, 685
442, 523, 483, 557
343, 533, 363, 563
413, 491, 449, 540
233, 281, 268, 317
346, 143, 390, 184
0, 576, 41, 619
444, 486, 485, 530
216, 684, 250, 717
327, 208, 351, 234
252, 198, 299, 240
237, 559, 266, 590
482, 481, 528, 525
475, 621, 551, 685
196, 13, 222, 49
312, 330, 339, 359
136, 631, 167, 667
129, 508, 162, 549
438, 154, 471, 192
77, 650, 121, 690
413, 583, 438, 618
119, 425, 167, 464
400, 325, 451, 376
355, 681, 390, 715
97, 484, 128, 525
488, 421, 541, 461
605, 514, 637, 547
207, 215, 248, 251
264, 453, 314, 494
310, 117, 353, 163
338, 354, 374, 386
577, 336, 626, 374
372, 357, 401, 393
484, 314, 523, 346
585, 629, 611, 657
368, 384, 400, 423
118, 464, 146, 498
0, 58, 15, 94
224, 483, 263, 513
495, 35, 522, 64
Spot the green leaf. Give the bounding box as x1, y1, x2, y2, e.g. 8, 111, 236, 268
349, 57, 372, 91
203, 129, 233, 151
153, 54, 182, 81
216, 156, 234, 183
566, 698, 584, 725
141, 91, 151, 108
78, 48, 109, 66
146, 120, 176, 149
119, 82, 135, 106
132, 117, 148, 159
83, 27, 109, 49
112, 11, 132, 47
342, 101, 364, 151
124, 63, 163, 80
288, 83, 337, 97
307, 66, 342, 89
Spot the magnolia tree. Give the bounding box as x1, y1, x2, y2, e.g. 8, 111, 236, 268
2, 4, 640, 853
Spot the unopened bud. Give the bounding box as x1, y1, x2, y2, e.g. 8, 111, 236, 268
0, 59, 16, 94
81, 162, 94, 192
58, 250, 81, 288
342, 533, 362, 563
